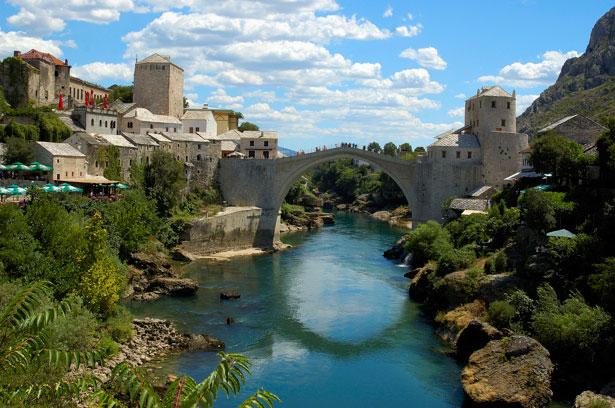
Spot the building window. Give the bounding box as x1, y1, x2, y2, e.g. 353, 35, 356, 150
249, 150, 255, 158
185, 156, 188, 162
129, 159, 132, 166
71, 171, 74, 177
56, 174, 60, 180
479, 101, 482, 108
197, 144, 201, 149
105, 121, 108, 128
264, 141, 269, 147
249, 140, 255, 146
263, 151, 270, 159
441, 150, 446, 158
477, 119, 479, 126
127, 121, 133, 129
195, 127, 200, 132
150, 124, 153, 129
95, 161, 98, 168
467, 151, 472, 159
99, 120, 102, 127
189, 127, 194, 133
91, 118, 94, 126
174, 128, 177, 132
456, 151, 461, 159
491, 100, 496, 108
197, 154, 202, 161
56, 159, 60, 163
166, 127, 169, 132
507, 101, 511, 109
501, 119, 506, 127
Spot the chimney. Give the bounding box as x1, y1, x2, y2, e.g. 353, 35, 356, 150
64, 59, 68, 65
203, 103, 209, 109
13, 50, 21, 57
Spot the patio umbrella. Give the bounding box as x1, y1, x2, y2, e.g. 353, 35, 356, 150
0, 164, 7, 171
5, 185, 27, 195
41, 183, 61, 193
114, 183, 129, 190
29, 162, 52, 172
59, 183, 83, 193
6, 162, 33, 171
0, 187, 9, 195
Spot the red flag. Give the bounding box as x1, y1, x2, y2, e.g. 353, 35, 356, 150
58, 94, 64, 110
103, 94, 108, 110
85, 91, 89, 107
91, 90, 95, 107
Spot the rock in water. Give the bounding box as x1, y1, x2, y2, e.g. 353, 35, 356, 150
455, 320, 502, 362
461, 335, 554, 408
575, 391, 615, 408
220, 289, 240, 300
149, 277, 199, 296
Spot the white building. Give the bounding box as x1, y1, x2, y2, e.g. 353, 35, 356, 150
181, 106, 217, 140
119, 107, 182, 135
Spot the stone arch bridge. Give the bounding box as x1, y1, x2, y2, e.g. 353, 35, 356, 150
218, 146, 481, 248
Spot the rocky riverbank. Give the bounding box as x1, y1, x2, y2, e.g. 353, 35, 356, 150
70, 318, 224, 384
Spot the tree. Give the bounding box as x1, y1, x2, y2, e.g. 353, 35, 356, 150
4, 137, 34, 163
530, 132, 585, 184
383, 142, 398, 157
518, 189, 556, 232
183, 96, 189, 109
0, 282, 103, 405
367, 142, 381, 153
597, 118, 615, 184
399, 143, 412, 153
99, 352, 279, 408
238, 122, 260, 131
414, 146, 426, 153
145, 150, 187, 216
108, 85, 133, 103
404, 221, 453, 267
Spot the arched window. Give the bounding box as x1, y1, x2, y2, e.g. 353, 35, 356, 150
197, 154, 202, 161
91, 118, 94, 126
105, 121, 108, 127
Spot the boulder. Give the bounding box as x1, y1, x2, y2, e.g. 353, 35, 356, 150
372, 210, 391, 222
182, 334, 225, 351
130, 251, 174, 278
435, 301, 487, 346
408, 263, 435, 302
462, 335, 554, 408
575, 391, 615, 408
455, 320, 502, 362
336, 204, 347, 211
132, 292, 162, 302
220, 289, 240, 300
149, 277, 199, 296
320, 213, 335, 225
384, 236, 408, 261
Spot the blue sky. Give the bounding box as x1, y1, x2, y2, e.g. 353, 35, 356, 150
0, 0, 612, 150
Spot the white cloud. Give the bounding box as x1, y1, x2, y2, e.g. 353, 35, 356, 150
399, 47, 447, 70
206, 88, 244, 109
71, 62, 133, 83
448, 107, 464, 117
479, 50, 579, 88
515, 94, 540, 114
383, 5, 393, 18
406, 13, 413, 20
454, 93, 466, 99
395, 24, 421, 37
0, 27, 63, 57
391, 68, 444, 94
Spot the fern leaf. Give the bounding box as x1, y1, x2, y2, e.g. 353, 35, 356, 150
111, 362, 162, 408
0, 281, 52, 329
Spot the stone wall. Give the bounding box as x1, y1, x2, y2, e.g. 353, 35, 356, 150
0, 57, 36, 108
179, 207, 263, 256
133, 61, 184, 119
480, 131, 528, 188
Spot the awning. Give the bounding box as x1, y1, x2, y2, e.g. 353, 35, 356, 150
547, 229, 576, 239
61, 176, 117, 185
504, 170, 546, 181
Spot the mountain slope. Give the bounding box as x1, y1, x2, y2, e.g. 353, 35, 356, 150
518, 6, 615, 134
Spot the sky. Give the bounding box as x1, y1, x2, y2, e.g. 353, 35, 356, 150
0, 0, 612, 150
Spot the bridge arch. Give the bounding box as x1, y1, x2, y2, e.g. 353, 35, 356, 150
219, 147, 420, 248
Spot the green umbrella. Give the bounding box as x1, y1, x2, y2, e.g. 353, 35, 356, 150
0, 164, 7, 171
114, 183, 129, 190
5, 185, 26, 195
41, 183, 61, 193
29, 162, 52, 172
0, 187, 9, 195
6, 162, 33, 171
59, 183, 83, 193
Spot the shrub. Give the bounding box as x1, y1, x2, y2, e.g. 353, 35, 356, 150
493, 250, 507, 272
98, 335, 120, 357
404, 221, 453, 267
48, 294, 99, 351
436, 245, 476, 275
104, 305, 133, 343
488, 300, 515, 329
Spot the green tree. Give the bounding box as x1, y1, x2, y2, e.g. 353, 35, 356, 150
404, 221, 453, 267
597, 118, 615, 184
367, 142, 381, 153
383, 142, 398, 157
519, 189, 557, 232
108, 85, 133, 103
0, 205, 46, 280
414, 146, 426, 153
99, 352, 279, 408
183, 96, 189, 109
238, 122, 260, 131
145, 150, 187, 216
97, 146, 123, 181
399, 143, 412, 153
4, 137, 34, 163
589, 258, 615, 314
530, 132, 586, 184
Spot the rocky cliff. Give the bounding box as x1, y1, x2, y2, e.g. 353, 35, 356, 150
518, 6, 615, 134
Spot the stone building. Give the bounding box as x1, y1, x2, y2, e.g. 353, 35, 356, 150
239, 131, 278, 159
181, 105, 218, 139
426, 86, 528, 191
68, 77, 109, 108
34, 141, 87, 182
0, 50, 108, 108
121, 132, 160, 165
133, 54, 184, 119
212, 109, 241, 135
120, 107, 182, 134
536, 114, 607, 145
71, 106, 119, 134
211, 129, 241, 157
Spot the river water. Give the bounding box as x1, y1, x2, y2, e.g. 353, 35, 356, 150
129, 212, 464, 407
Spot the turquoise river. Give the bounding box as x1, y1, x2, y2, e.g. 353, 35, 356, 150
129, 212, 465, 407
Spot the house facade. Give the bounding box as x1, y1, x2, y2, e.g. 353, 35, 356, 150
239, 131, 278, 159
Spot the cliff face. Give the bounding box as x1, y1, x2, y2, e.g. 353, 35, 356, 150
518, 7, 615, 135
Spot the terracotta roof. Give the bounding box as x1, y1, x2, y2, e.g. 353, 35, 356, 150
21, 49, 65, 66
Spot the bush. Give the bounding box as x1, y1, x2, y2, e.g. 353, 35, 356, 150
488, 300, 515, 329
484, 250, 508, 274
404, 221, 453, 267
445, 213, 488, 248
48, 294, 99, 351
98, 334, 120, 357
103, 305, 133, 343
436, 245, 476, 275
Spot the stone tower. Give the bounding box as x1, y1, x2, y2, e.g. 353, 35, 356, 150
464, 86, 528, 187
133, 54, 184, 119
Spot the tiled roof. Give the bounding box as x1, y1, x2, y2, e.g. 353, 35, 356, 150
110, 100, 137, 115
21, 49, 65, 65
468, 86, 512, 99
121, 132, 159, 146
449, 198, 489, 211
123, 108, 181, 124
583, 143, 597, 157
57, 114, 85, 132
537, 115, 578, 133
470, 185, 495, 198
214, 129, 242, 141
240, 131, 278, 140
430, 132, 480, 149
181, 109, 213, 120
160, 132, 208, 143
96, 134, 137, 149
37, 142, 85, 157
137, 54, 171, 64
69, 76, 109, 92
147, 132, 172, 143
221, 140, 238, 152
